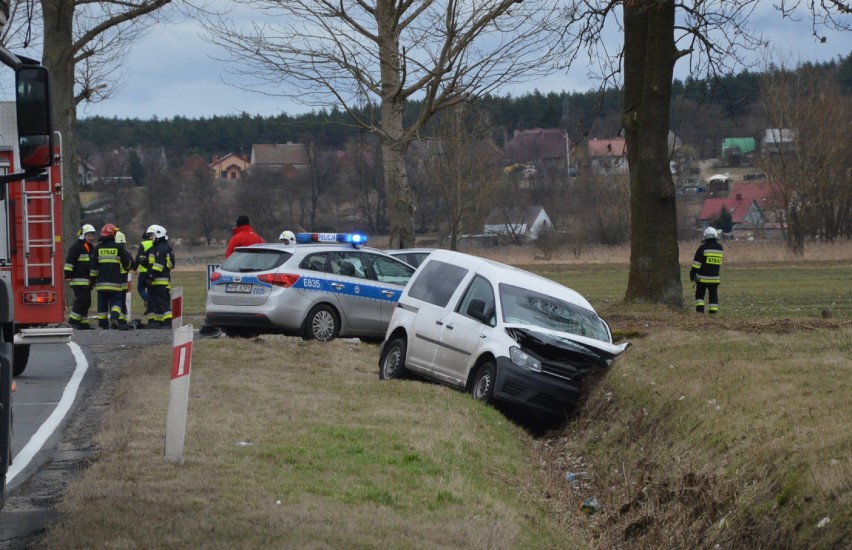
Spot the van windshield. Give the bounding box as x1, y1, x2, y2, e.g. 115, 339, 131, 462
499, 283, 609, 342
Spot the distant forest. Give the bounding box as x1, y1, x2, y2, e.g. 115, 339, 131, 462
78, 54, 851, 165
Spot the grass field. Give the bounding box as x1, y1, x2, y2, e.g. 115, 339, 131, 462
44, 243, 851, 548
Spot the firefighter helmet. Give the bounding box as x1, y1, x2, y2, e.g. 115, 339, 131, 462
114, 231, 127, 244
100, 223, 117, 237
279, 230, 296, 244
79, 224, 96, 239
703, 227, 718, 240
146, 224, 167, 240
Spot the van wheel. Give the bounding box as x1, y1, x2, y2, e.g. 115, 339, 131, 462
13, 344, 30, 377
471, 360, 496, 403
379, 337, 407, 380
305, 305, 339, 341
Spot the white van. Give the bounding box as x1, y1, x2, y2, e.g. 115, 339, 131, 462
378, 250, 629, 415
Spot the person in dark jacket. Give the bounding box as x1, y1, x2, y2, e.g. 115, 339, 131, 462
690, 227, 724, 316
225, 215, 264, 258
64, 223, 96, 329
90, 223, 133, 329
147, 224, 176, 329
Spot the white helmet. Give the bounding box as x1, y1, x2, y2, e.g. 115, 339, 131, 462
114, 231, 127, 244
146, 224, 167, 240
703, 227, 718, 240
79, 224, 96, 239
279, 230, 296, 244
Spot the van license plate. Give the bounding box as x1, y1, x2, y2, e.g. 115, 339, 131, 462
225, 283, 252, 293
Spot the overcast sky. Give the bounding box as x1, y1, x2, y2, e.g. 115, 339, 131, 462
45, 5, 852, 121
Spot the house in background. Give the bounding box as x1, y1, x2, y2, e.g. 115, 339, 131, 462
210, 153, 249, 180
78, 159, 96, 187
761, 128, 796, 156
484, 205, 552, 241
504, 128, 571, 176
179, 154, 210, 178
698, 181, 786, 239
721, 137, 756, 167
250, 143, 308, 173
588, 137, 627, 176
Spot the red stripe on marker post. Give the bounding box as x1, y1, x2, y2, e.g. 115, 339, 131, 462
171, 286, 183, 329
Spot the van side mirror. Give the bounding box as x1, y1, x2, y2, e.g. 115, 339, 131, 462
15, 65, 53, 171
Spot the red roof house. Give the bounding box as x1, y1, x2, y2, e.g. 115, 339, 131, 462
698, 181, 786, 238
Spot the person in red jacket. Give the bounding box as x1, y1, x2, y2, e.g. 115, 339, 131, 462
225, 215, 264, 258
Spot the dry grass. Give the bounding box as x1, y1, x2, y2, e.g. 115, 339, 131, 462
536, 321, 852, 548
43, 337, 572, 548
45, 240, 852, 548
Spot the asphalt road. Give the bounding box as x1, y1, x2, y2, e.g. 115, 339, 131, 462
0, 327, 175, 549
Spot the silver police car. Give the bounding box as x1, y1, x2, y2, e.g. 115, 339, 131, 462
205, 233, 416, 341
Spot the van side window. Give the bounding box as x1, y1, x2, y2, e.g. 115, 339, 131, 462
407, 260, 467, 307
456, 275, 496, 326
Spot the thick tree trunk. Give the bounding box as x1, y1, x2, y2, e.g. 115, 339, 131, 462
380, 127, 416, 248
40, 0, 81, 249
377, 2, 415, 248
622, 1, 683, 307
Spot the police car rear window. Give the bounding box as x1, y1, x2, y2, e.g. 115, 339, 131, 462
220, 249, 292, 272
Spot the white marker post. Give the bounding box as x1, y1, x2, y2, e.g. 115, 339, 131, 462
125, 272, 133, 320
164, 324, 193, 464
171, 286, 183, 329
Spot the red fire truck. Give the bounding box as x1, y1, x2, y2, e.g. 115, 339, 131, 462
0, 102, 70, 377
0, 45, 66, 508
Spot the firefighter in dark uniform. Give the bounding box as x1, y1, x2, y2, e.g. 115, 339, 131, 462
690, 227, 724, 316
134, 228, 155, 327
114, 230, 130, 325
90, 223, 133, 329
63, 223, 96, 329
147, 224, 175, 329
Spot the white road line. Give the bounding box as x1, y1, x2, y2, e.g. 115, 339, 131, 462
7, 342, 89, 482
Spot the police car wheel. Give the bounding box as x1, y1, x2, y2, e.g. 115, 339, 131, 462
305, 305, 339, 341
379, 337, 407, 380
471, 361, 496, 403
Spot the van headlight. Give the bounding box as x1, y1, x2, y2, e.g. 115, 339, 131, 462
510, 346, 542, 373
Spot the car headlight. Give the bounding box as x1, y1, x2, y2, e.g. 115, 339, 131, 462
510, 346, 542, 373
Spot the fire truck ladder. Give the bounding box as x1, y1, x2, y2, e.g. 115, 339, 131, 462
20, 176, 57, 288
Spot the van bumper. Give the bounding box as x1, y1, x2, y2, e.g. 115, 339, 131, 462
494, 356, 583, 414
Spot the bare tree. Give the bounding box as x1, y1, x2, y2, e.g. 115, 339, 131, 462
301, 139, 340, 230
563, 0, 850, 307
425, 104, 503, 250
203, 0, 564, 248
236, 168, 286, 240
2, 1, 183, 246
759, 62, 852, 253
182, 165, 224, 245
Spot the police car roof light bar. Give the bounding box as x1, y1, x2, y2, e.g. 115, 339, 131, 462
295, 232, 368, 248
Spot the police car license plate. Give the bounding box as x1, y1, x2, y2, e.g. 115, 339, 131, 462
225, 283, 252, 293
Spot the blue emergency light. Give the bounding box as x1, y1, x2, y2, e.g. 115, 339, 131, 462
295, 232, 369, 247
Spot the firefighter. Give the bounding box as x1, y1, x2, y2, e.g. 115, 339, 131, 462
114, 230, 131, 326
63, 223, 96, 329
134, 228, 155, 327
690, 227, 724, 316
146, 224, 175, 329
90, 223, 133, 330
278, 230, 296, 244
